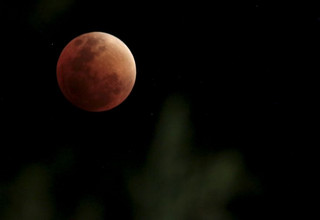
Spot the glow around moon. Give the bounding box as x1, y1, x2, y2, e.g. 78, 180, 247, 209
56, 32, 136, 112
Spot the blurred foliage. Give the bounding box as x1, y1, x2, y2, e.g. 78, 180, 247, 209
29, 0, 75, 28
2, 165, 53, 220
0, 95, 260, 220
128, 95, 259, 220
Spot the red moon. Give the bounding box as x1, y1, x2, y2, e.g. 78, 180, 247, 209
57, 32, 136, 112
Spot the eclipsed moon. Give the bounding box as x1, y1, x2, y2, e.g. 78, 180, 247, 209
56, 32, 136, 112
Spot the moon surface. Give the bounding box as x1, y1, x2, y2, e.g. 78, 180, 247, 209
57, 32, 136, 112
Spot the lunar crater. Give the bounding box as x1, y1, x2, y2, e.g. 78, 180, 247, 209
98, 46, 107, 52
101, 72, 123, 95
73, 39, 83, 47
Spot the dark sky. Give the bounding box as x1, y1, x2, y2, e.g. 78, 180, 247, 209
0, 1, 317, 219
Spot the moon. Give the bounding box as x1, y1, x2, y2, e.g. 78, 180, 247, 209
56, 32, 136, 112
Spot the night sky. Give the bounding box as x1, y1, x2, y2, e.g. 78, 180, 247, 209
0, 1, 316, 219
